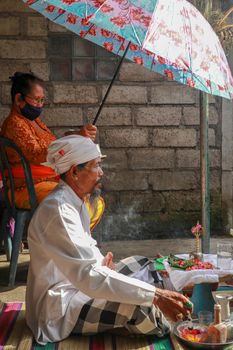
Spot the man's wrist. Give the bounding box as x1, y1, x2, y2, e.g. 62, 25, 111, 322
153, 288, 162, 305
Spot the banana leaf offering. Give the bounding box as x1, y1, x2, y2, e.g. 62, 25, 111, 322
168, 255, 216, 270
168, 255, 195, 270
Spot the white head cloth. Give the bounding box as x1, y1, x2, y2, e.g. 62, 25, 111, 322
42, 135, 104, 175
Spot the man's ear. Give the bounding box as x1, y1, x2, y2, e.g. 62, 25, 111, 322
70, 165, 79, 179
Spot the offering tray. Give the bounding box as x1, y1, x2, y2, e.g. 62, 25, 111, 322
174, 320, 233, 349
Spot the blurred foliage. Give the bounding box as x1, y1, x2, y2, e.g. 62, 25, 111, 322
193, 0, 233, 51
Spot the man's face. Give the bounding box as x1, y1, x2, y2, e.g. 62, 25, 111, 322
76, 157, 104, 195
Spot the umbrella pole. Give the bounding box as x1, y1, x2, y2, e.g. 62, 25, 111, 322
93, 41, 131, 125
200, 91, 210, 253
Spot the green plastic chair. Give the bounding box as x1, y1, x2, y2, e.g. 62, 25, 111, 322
0, 136, 37, 287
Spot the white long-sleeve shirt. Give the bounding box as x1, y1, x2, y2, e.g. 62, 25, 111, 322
26, 181, 155, 344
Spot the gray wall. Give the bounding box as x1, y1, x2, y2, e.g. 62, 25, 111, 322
0, 0, 227, 240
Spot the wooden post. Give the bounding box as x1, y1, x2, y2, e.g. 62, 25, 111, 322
200, 92, 210, 253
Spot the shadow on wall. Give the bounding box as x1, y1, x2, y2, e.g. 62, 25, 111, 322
93, 193, 224, 241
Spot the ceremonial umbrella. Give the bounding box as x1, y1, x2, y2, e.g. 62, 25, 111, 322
23, 0, 233, 104
23, 0, 233, 250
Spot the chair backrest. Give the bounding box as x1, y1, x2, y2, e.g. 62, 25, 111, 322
0, 136, 37, 214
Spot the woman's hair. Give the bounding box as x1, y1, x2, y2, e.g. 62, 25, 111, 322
9, 72, 44, 103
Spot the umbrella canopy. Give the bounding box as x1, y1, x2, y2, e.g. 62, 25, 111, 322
24, 0, 233, 99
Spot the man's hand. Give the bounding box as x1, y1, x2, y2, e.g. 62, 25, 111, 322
102, 252, 115, 270
153, 288, 193, 322
78, 124, 97, 141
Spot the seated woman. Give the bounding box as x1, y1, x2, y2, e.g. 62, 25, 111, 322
0, 72, 104, 230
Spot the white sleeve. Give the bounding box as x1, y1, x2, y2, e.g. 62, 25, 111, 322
40, 202, 155, 307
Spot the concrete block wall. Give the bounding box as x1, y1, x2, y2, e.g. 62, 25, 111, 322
0, 0, 223, 240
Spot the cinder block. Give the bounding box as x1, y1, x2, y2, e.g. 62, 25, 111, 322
53, 84, 98, 104
135, 106, 182, 126
102, 128, 149, 147
0, 40, 46, 59
128, 148, 175, 169
151, 84, 197, 104
149, 171, 198, 190
153, 128, 196, 147
0, 17, 20, 35
87, 107, 132, 126
102, 85, 147, 104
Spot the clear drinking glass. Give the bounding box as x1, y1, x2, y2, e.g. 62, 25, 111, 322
198, 310, 213, 325
217, 243, 233, 270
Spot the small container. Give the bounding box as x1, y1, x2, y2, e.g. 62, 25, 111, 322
215, 294, 233, 321
198, 310, 213, 326
206, 304, 227, 343
214, 304, 222, 324
217, 243, 233, 270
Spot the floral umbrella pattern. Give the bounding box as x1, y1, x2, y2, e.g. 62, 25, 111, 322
24, 0, 233, 99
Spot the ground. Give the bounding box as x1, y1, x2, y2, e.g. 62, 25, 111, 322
0, 238, 232, 302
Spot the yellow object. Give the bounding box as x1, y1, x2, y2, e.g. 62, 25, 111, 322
85, 196, 105, 231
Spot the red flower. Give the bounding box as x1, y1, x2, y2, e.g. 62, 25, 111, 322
89, 27, 96, 36
180, 8, 189, 18
93, 0, 112, 11
157, 56, 166, 65
115, 34, 124, 42
101, 4, 114, 13
190, 8, 198, 18
62, 0, 78, 4
58, 8, 66, 14
133, 56, 144, 65
200, 61, 210, 72
131, 8, 143, 21
130, 43, 138, 51
46, 5, 56, 12
191, 222, 203, 236
79, 30, 86, 37
101, 29, 111, 38
111, 16, 128, 28
164, 69, 174, 80
81, 15, 93, 26
104, 42, 114, 52
93, 0, 105, 5
67, 14, 77, 24
187, 78, 195, 87
140, 15, 151, 27
206, 79, 211, 87
218, 85, 224, 91
26, 0, 35, 5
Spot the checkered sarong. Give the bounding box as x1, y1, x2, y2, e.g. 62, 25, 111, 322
72, 256, 170, 336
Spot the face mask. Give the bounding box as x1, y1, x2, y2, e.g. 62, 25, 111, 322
20, 102, 42, 121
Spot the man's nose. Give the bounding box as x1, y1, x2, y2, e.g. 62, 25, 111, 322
99, 168, 104, 177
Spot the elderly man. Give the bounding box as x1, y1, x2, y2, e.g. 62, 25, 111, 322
26, 135, 191, 345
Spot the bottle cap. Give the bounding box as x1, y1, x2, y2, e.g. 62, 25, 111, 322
214, 304, 221, 310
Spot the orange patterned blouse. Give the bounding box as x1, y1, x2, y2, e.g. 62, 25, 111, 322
1, 108, 56, 166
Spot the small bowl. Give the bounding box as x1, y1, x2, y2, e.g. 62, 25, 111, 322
173, 320, 233, 349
